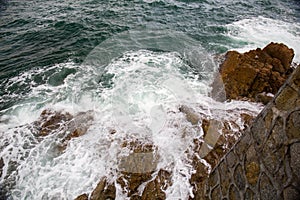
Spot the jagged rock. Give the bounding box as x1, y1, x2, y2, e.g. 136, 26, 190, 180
263, 42, 294, 70
212, 42, 294, 103
117, 140, 159, 197
35, 109, 93, 151
255, 92, 274, 105
179, 105, 201, 125
90, 177, 116, 200
36, 109, 73, 136
141, 169, 172, 200
75, 178, 116, 200
74, 193, 88, 200
189, 156, 210, 200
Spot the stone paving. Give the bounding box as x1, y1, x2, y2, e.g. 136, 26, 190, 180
201, 66, 300, 199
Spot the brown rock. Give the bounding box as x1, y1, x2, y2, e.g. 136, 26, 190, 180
35, 109, 94, 151
36, 109, 73, 136
117, 140, 159, 197
263, 42, 294, 70
74, 194, 88, 200
117, 172, 152, 197
91, 177, 116, 200
255, 93, 274, 105
212, 43, 294, 103
141, 169, 172, 200
179, 105, 201, 125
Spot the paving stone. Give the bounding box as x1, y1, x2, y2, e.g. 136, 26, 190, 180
283, 186, 300, 200
211, 186, 221, 200
244, 188, 255, 200
229, 184, 240, 200
234, 164, 245, 191
226, 151, 236, 169
219, 162, 231, 197
286, 111, 300, 140
290, 142, 300, 179
259, 173, 277, 200
275, 85, 298, 111
251, 117, 267, 150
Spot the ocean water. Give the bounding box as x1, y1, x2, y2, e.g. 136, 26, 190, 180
0, 0, 300, 199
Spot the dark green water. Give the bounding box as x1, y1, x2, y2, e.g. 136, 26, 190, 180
1, 0, 299, 74
0, 0, 300, 199
1, 0, 300, 112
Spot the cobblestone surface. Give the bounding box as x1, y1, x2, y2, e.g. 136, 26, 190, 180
201, 66, 300, 200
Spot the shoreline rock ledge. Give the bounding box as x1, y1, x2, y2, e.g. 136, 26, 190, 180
211, 42, 295, 104
74, 43, 300, 200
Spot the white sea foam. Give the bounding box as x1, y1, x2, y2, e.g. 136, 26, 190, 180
0, 48, 263, 199
226, 16, 300, 62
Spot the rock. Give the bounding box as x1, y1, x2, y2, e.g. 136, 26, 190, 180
36, 109, 73, 136
90, 177, 116, 200
117, 140, 159, 197
141, 169, 172, 200
74, 193, 88, 200
179, 104, 257, 199
255, 92, 274, 105
263, 42, 294, 70
212, 43, 294, 103
179, 105, 201, 125
35, 109, 94, 151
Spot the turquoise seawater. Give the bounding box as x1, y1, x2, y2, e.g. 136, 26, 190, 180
0, 0, 300, 199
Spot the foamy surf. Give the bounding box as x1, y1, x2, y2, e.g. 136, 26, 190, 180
0, 31, 263, 199
226, 16, 300, 62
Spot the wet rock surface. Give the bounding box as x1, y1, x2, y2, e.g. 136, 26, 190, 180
117, 140, 158, 197
180, 105, 256, 199
212, 42, 295, 104
90, 178, 116, 200
72, 44, 300, 200
35, 109, 93, 150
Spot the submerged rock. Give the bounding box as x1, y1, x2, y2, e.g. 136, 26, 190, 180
212, 42, 294, 104
75, 178, 116, 200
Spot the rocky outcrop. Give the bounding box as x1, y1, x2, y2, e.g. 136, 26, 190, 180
212, 42, 295, 104
75, 140, 169, 200
36, 109, 73, 136
90, 178, 116, 200
201, 66, 300, 199
117, 140, 158, 197
35, 109, 93, 150
73, 43, 298, 200
141, 169, 172, 200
